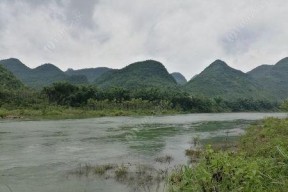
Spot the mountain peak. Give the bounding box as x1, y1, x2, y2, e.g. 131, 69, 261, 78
202, 60, 233, 74
0, 58, 31, 76
209, 59, 228, 68
95, 60, 176, 89
5, 58, 21, 62
39, 63, 58, 67
0, 58, 27, 67
35, 63, 62, 72
126, 60, 164, 68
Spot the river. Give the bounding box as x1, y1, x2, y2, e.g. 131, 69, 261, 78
0, 113, 287, 192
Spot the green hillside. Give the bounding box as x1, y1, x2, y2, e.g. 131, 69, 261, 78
29, 64, 67, 87
171, 72, 187, 85
185, 60, 273, 100
0, 59, 88, 88
0, 65, 24, 90
66, 67, 112, 82
0, 58, 32, 83
2, 57, 288, 101
95, 60, 177, 89
248, 57, 288, 100
67, 75, 89, 85
247, 64, 273, 79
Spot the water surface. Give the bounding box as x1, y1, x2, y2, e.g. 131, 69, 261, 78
0, 113, 286, 192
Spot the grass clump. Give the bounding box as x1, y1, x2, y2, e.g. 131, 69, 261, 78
185, 149, 201, 161
168, 117, 288, 192
71, 163, 116, 177
155, 155, 174, 164
115, 164, 128, 180
94, 164, 115, 175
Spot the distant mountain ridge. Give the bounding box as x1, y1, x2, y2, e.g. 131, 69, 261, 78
171, 72, 187, 85
65, 67, 112, 82
1, 57, 288, 101
0, 58, 88, 88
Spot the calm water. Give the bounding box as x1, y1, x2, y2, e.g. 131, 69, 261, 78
0, 113, 287, 192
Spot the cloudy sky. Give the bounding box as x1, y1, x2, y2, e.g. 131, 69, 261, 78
0, 0, 287, 79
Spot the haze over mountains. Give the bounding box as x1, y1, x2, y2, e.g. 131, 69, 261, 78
1, 57, 288, 101
171, 73, 187, 85
65, 67, 112, 83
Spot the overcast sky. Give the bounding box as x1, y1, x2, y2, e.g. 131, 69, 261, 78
0, 0, 288, 79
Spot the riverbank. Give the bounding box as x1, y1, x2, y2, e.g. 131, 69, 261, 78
0, 107, 181, 120
0, 106, 284, 121
168, 117, 288, 192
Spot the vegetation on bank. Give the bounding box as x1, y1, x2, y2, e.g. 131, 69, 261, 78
0, 82, 284, 119
168, 117, 288, 192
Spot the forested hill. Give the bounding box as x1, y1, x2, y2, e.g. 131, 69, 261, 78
247, 64, 273, 79
185, 60, 274, 100
0, 58, 88, 88
94, 60, 177, 89
0, 58, 31, 80
171, 72, 187, 85
248, 57, 288, 100
0, 64, 24, 90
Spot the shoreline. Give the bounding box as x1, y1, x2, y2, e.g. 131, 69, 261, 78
0, 108, 182, 121
0, 107, 285, 121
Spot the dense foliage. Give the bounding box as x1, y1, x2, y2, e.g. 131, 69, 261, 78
0, 81, 281, 119
0, 89, 44, 109
41, 82, 279, 113
169, 118, 288, 192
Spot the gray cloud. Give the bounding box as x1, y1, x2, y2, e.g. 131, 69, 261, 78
0, 0, 288, 79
